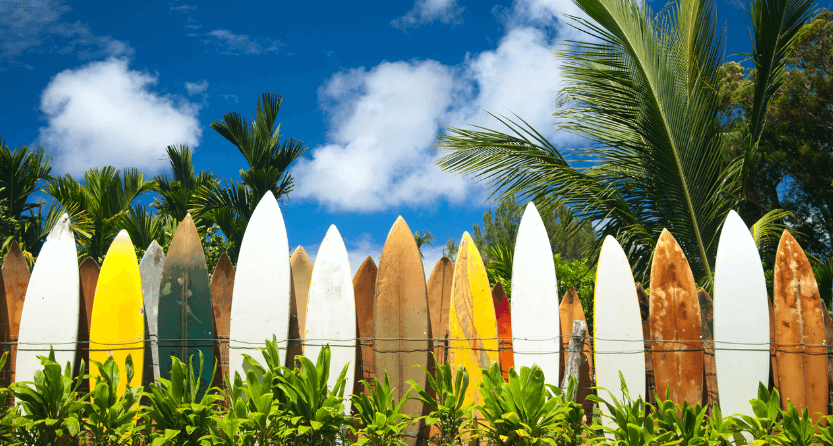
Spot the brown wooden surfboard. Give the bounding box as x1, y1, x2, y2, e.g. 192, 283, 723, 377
821, 300, 833, 408
287, 246, 312, 368
558, 287, 594, 421
373, 217, 430, 446
353, 256, 376, 396
211, 252, 234, 387
774, 230, 828, 421
75, 257, 100, 392
769, 298, 780, 392
649, 229, 703, 405
492, 281, 513, 380
635, 283, 655, 403
698, 289, 718, 408
0, 241, 29, 388
427, 256, 453, 365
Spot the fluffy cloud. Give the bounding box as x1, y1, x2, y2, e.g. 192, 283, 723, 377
0, 0, 133, 69
392, 0, 465, 30
38, 58, 203, 175
204, 29, 280, 55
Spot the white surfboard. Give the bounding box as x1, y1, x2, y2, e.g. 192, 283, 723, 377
594, 235, 645, 424
228, 191, 291, 380
511, 202, 560, 385
140, 240, 165, 385
304, 225, 356, 412
15, 214, 80, 381
714, 210, 769, 418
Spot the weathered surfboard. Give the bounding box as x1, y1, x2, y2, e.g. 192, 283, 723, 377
774, 230, 827, 421
427, 256, 453, 365
635, 283, 655, 403
211, 252, 234, 387
374, 217, 430, 446
0, 241, 29, 387
769, 298, 780, 392
89, 230, 144, 396
449, 232, 500, 412
594, 235, 645, 418
649, 229, 703, 405
821, 300, 833, 408
16, 214, 79, 382
139, 241, 164, 386
698, 289, 719, 408
492, 281, 513, 380
228, 191, 291, 380
353, 256, 376, 395
512, 202, 559, 385
74, 257, 99, 391
287, 246, 312, 368
559, 287, 594, 421
304, 225, 356, 413
713, 210, 769, 419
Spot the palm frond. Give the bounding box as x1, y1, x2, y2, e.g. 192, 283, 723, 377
750, 208, 793, 261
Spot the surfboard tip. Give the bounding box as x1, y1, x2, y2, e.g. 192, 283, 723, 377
46, 213, 74, 242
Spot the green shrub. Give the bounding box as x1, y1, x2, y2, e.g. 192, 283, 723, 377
408, 354, 472, 446
81, 354, 143, 445
352, 372, 412, 446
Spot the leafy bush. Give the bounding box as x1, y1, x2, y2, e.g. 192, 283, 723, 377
82, 354, 143, 445
352, 372, 412, 446
408, 354, 472, 446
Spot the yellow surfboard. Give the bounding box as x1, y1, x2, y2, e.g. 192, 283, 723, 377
89, 230, 144, 396
448, 232, 500, 411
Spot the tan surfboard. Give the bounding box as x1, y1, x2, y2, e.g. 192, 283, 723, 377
353, 256, 376, 395
769, 298, 780, 392
0, 241, 29, 387
75, 257, 100, 391
210, 252, 234, 387
559, 287, 594, 421
427, 256, 453, 365
635, 283, 655, 403
649, 229, 703, 405
698, 289, 718, 408
774, 230, 827, 421
287, 246, 312, 368
373, 217, 430, 446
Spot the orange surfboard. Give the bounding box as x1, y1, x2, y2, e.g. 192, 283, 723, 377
427, 256, 453, 365
0, 241, 29, 387
822, 300, 833, 408
774, 230, 828, 421
210, 253, 234, 387
698, 289, 718, 408
353, 256, 376, 395
635, 283, 655, 403
559, 287, 594, 421
75, 257, 100, 391
769, 298, 780, 392
649, 229, 703, 405
492, 281, 513, 380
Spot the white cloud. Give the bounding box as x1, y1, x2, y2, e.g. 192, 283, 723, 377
392, 0, 465, 30
184, 79, 209, 96
205, 29, 280, 55
0, 0, 133, 69
38, 58, 203, 175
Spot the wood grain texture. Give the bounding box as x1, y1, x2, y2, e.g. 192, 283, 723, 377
774, 230, 828, 421
75, 257, 100, 392
139, 242, 164, 387
558, 287, 594, 422
373, 217, 430, 446
211, 252, 234, 388
0, 241, 29, 387
492, 281, 513, 380
649, 229, 703, 405
448, 232, 499, 413
353, 256, 376, 396
698, 289, 718, 408
287, 246, 312, 368
427, 256, 453, 365
636, 283, 655, 404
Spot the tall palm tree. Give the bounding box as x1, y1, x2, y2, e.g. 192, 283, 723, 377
46, 167, 156, 261
153, 145, 217, 236
436, 0, 812, 288
414, 230, 435, 259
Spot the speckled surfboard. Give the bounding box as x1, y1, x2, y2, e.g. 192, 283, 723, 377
139, 241, 164, 386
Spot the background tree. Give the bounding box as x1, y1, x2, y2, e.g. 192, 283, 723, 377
153, 145, 218, 237
414, 230, 434, 259
443, 238, 458, 262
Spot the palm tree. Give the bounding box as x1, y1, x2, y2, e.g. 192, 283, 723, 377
414, 230, 435, 259
46, 167, 156, 261
436, 0, 812, 288
152, 145, 217, 236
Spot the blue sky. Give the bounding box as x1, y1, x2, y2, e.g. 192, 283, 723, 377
2, 0, 828, 275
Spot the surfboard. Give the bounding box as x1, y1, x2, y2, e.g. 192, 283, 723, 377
713, 210, 769, 419
228, 191, 290, 381
559, 287, 594, 421
773, 230, 827, 421
158, 215, 213, 392
635, 283, 655, 403
821, 300, 833, 408
427, 256, 453, 365
353, 255, 376, 395
492, 281, 513, 380
449, 232, 500, 413
698, 289, 718, 408
287, 246, 312, 368
373, 217, 430, 446
649, 229, 703, 405
304, 225, 355, 413
1, 241, 29, 387
139, 241, 164, 386
74, 257, 99, 392
211, 252, 234, 387
769, 298, 780, 392
512, 202, 559, 385
594, 235, 645, 417
16, 214, 79, 382
89, 230, 144, 396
